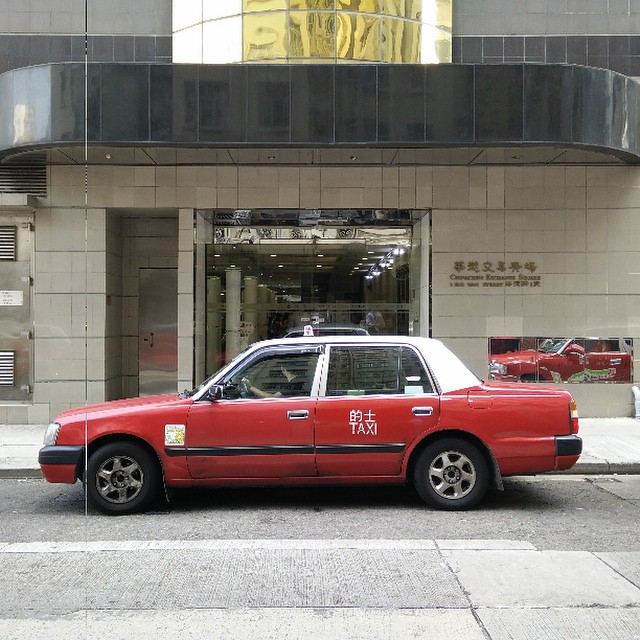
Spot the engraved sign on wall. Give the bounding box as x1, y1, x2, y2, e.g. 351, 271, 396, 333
449, 260, 542, 289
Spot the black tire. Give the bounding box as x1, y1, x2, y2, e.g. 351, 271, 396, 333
87, 442, 161, 515
413, 438, 489, 510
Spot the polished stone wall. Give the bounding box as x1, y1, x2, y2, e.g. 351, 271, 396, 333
452, 0, 640, 75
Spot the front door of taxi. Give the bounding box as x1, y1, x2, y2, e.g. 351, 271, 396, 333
185, 348, 321, 479
185, 397, 317, 479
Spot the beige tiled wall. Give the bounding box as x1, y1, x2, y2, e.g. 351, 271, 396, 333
4, 162, 637, 423
433, 165, 640, 416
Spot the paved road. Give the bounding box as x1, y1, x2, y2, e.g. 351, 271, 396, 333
1, 475, 640, 639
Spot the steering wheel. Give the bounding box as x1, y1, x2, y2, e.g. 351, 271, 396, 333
239, 379, 251, 398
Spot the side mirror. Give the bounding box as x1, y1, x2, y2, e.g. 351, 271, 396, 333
566, 343, 585, 357
206, 385, 224, 402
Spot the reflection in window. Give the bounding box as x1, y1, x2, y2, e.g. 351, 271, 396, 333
327, 346, 432, 395
173, 1, 452, 64
200, 82, 230, 131
488, 337, 634, 383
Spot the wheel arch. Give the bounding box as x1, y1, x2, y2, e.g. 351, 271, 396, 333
79, 434, 164, 484
406, 429, 503, 491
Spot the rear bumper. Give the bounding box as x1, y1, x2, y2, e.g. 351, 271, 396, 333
554, 434, 582, 470
38, 445, 84, 483
555, 434, 583, 457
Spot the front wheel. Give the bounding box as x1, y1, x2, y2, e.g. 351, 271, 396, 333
87, 442, 161, 515
413, 438, 489, 510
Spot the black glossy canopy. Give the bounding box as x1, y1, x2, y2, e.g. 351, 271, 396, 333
0, 62, 638, 163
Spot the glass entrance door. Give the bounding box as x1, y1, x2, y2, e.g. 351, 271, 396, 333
195, 209, 428, 375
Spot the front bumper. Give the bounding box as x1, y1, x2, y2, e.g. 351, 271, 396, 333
38, 445, 84, 483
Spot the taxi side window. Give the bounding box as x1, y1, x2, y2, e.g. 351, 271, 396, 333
225, 352, 319, 399
401, 348, 434, 394
326, 346, 432, 396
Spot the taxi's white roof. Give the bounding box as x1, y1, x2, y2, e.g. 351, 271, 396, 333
230, 335, 480, 394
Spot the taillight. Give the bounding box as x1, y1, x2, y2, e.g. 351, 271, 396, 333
569, 400, 579, 434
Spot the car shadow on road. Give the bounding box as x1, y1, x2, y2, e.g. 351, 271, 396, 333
157, 478, 562, 514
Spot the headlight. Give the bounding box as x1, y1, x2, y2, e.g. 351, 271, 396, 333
43, 422, 61, 446
488, 360, 507, 375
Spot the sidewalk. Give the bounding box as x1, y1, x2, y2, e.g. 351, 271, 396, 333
1, 418, 640, 479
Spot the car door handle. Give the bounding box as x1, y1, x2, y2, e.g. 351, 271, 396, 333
288, 410, 309, 420
412, 406, 434, 416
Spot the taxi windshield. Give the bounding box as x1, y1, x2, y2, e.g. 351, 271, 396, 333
539, 339, 567, 354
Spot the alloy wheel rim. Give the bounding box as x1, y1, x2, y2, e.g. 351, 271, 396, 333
428, 450, 476, 500
95, 455, 144, 504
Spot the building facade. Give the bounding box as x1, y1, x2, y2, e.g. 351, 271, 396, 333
1, 0, 640, 423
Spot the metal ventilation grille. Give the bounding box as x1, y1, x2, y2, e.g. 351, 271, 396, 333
0, 154, 47, 196
0, 226, 16, 260
0, 351, 15, 386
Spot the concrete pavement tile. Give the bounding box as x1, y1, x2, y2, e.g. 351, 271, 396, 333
0, 609, 487, 640
442, 549, 640, 607
0, 549, 469, 613
478, 608, 640, 640
596, 552, 640, 589
582, 436, 640, 463
436, 539, 536, 550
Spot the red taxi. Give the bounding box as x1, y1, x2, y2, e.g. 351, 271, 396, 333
39, 336, 582, 515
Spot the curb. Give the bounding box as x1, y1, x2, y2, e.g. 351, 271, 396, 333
0, 468, 43, 479
564, 461, 640, 475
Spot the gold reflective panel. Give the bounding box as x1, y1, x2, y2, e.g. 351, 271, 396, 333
381, 0, 420, 20
290, 0, 336, 9
421, 23, 451, 63
203, 16, 243, 63
337, 0, 381, 12
244, 0, 287, 12
337, 13, 380, 61
382, 18, 420, 63
202, 0, 242, 21
173, 25, 203, 64
173, 0, 452, 63
436, 0, 452, 30
289, 11, 336, 59
405, 0, 423, 21
243, 11, 288, 61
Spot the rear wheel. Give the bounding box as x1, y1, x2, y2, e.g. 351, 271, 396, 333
414, 438, 489, 510
87, 442, 161, 515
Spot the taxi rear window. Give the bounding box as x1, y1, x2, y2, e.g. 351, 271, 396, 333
326, 346, 433, 396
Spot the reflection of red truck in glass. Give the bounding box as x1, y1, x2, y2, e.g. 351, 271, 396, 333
488, 338, 633, 383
